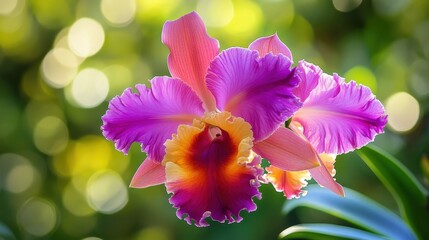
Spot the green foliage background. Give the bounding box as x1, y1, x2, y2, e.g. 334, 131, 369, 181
0, 0, 428, 239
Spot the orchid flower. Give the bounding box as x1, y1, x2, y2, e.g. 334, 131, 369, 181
101, 12, 322, 226
249, 37, 388, 199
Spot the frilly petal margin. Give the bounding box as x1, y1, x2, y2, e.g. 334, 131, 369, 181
266, 165, 311, 199
162, 11, 218, 111
163, 112, 263, 227
206, 48, 301, 141
249, 33, 293, 60
292, 61, 323, 103
101, 77, 204, 162
265, 153, 337, 199
130, 158, 166, 188
293, 61, 388, 154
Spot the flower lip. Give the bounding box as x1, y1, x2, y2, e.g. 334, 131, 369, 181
163, 112, 262, 226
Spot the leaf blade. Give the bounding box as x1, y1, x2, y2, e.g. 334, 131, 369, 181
357, 145, 429, 238
279, 224, 388, 240
283, 185, 417, 240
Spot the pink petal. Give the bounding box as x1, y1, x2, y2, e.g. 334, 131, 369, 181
309, 154, 345, 196
206, 48, 301, 141
293, 61, 388, 154
101, 77, 204, 162
289, 122, 344, 196
266, 165, 311, 199
162, 11, 219, 111
130, 158, 166, 188
253, 127, 320, 171
249, 33, 293, 59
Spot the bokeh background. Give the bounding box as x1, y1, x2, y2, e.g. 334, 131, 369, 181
0, 0, 428, 239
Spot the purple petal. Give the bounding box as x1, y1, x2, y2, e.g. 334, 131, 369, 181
101, 77, 204, 161
292, 66, 388, 154
206, 48, 302, 141
249, 33, 293, 60
293, 61, 323, 102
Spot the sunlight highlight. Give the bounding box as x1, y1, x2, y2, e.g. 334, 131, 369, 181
71, 68, 109, 108
17, 198, 57, 237
385, 92, 420, 132
0, 154, 39, 194
0, 0, 18, 15
68, 18, 105, 58
101, 0, 136, 26
5, 164, 35, 194
86, 170, 128, 214
41, 48, 79, 88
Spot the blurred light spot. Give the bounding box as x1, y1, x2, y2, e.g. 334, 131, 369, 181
41, 48, 79, 88
101, 0, 136, 26
82, 238, 103, 240
5, 164, 34, 193
33, 116, 69, 155
68, 18, 105, 58
103, 65, 133, 98
71, 68, 109, 108
372, 0, 410, 16
63, 182, 95, 216
0, 99, 20, 138
197, 0, 234, 27
0, 154, 38, 192
224, 0, 263, 41
86, 170, 128, 214
332, 0, 362, 12
344, 66, 377, 93
385, 92, 420, 132
0, 0, 18, 15
134, 227, 171, 240
17, 198, 57, 237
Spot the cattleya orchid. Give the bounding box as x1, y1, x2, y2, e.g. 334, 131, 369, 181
101, 12, 387, 226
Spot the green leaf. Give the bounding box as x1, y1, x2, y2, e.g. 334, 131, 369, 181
279, 224, 387, 240
357, 145, 429, 238
0, 222, 15, 240
283, 185, 416, 240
